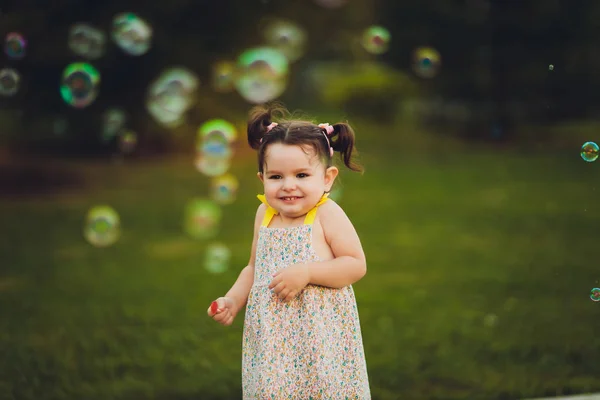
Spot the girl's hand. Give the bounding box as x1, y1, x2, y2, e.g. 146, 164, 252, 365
207, 296, 236, 326
269, 263, 310, 302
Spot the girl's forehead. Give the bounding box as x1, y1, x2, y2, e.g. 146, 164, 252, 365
264, 143, 321, 169
266, 143, 317, 160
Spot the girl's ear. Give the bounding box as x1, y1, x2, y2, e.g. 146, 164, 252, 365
324, 166, 339, 190
257, 172, 264, 183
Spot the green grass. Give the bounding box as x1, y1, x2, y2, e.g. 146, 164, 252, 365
1, 127, 600, 400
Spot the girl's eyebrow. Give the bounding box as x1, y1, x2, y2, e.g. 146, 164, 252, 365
266, 167, 312, 174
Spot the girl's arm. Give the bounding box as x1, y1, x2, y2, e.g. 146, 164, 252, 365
307, 201, 367, 289
224, 203, 266, 314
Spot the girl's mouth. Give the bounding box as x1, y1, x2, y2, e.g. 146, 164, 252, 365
280, 196, 302, 202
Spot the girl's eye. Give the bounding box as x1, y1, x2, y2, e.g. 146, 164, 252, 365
297, 173, 309, 178
269, 175, 281, 179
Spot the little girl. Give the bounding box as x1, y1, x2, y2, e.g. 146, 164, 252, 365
207, 104, 371, 399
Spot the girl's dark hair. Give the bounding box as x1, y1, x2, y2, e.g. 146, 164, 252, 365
247, 103, 364, 174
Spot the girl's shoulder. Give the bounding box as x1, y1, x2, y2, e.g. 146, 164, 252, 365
317, 198, 351, 228
319, 197, 339, 211
257, 202, 268, 214
253, 202, 268, 229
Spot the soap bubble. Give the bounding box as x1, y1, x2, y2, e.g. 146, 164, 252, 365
69, 23, 106, 60
198, 119, 237, 144
195, 153, 232, 177
146, 104, 185, 128
102, 108, 126, 142
4, 32, 26, 59
212, 61, 236, 93
204, 242, 231, 274
0, 68, 20, 96
211, 174, 239, 205
117, 130, 137, 154
83, 205, 120, 247
412, 47, 442, 79
112, 12, 152, 56
156, 68, 199, 97
195, 119, 236, 177
197, 131, 234, 160
198, 132, 233, 158
146, 67, 198, 128
234, 47, 289, 104
60, 62, 100, 108
581, 141, 599, 162
590, 288, 600, 302
361, 26, 390, 55
184, 198, 222, 239
263, 19, 307, 62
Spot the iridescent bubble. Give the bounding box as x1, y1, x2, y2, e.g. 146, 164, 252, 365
235, 47, 289, 104
60, 62, 100, 108
184, 198, 222, 239
361, 26, 390, 55
195, 153, 232, 177
198, 119, 237, 144
151, 92, 189, 116
581, 141, 599, 162
0, 68, 20, 97
212, 61, 236, 93
112, 12, 152, 56
197, 120, 236, 160
157, 67, 199, 96
204, 242, 231, 274
211, 174, 239, 205
146, 101, 185, 128
313, 0, 347, 8
83, 205, 120, 247
263, 19, 307, 62
4, 32, 26, 59
102, 108, 126, 142
590, 288, 600, 302
118, 130, 137, 154
238, 47, 288, 79
198, 132, 232, 159
412, 47, 442, 79
236, 76, 286, 104
69, 23, 106, 60
146, 67, 198, 127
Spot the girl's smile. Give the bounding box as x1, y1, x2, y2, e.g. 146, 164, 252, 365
279, 196, 303, 202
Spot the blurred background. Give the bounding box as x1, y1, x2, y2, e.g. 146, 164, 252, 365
1, 0, 600, 399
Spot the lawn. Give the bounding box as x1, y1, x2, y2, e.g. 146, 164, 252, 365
1, 122, 599, 400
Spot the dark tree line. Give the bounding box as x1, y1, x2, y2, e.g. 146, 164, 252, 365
0, 0, 596, 153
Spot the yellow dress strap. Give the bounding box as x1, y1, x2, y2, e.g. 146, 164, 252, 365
257, 193, 329, 227
257, 194, 278, 227
303, 193, 329, 225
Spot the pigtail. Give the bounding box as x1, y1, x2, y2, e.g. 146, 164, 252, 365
247, 102, 288, 150
331, 122, 364, 173
247, 106, 271, 150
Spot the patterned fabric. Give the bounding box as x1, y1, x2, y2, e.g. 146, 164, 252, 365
241, 195, 371, 399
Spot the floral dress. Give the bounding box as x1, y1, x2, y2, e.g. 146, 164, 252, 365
241, 194, 371, 399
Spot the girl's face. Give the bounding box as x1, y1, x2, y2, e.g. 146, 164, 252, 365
258, 143, 338, 220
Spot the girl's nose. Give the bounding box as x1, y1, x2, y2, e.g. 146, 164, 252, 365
282, 178, 297, 190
